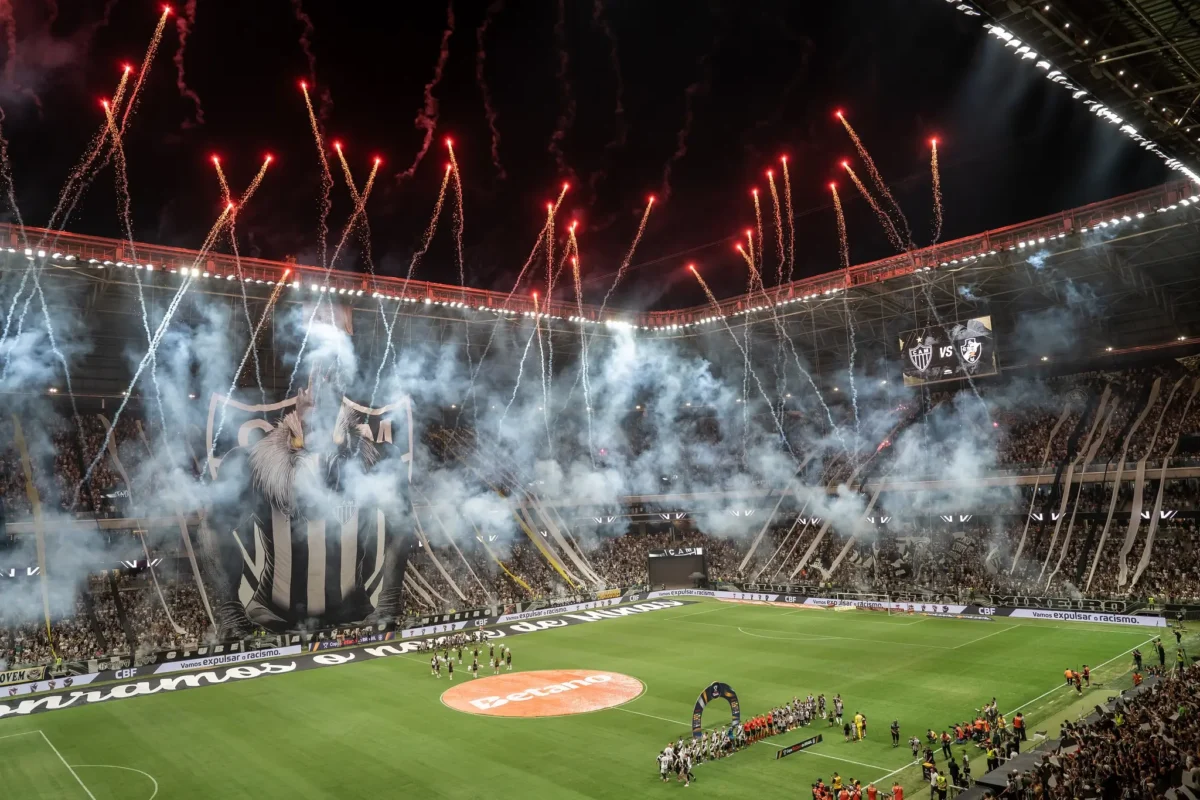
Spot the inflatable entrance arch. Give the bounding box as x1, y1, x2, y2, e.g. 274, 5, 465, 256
692, 681, 741, 738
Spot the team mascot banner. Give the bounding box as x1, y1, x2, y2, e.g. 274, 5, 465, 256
692, 681, 741, 739
198, 380, 414, 635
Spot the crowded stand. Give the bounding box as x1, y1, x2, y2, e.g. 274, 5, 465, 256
4, 363, 1200, 669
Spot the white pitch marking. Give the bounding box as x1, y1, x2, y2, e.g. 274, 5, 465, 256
951, 624, 1017, 650
613, 706, 690, 726
71, 765, 159, 800
0, 730, 40, 742
737, 627, 837, 643
39, 731, 96, 800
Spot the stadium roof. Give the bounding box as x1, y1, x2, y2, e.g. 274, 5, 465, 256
4, 179, 1200, 394
972, 0, 1200, 171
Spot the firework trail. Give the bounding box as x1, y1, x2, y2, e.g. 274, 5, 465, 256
766, 171, 785, 285
0, 1, 41, 110
300, 81, 334, 268
461, 187, 565, 412
591, 0, 627, 154
333, 144, 381, 277
446, 138, 478, 420
594, 195, 652, 319
173, 0, 205, 127
291, 0, 333, 122
842, 161, 905, 253
208, 270, 291, 468
119, 5, 172, 132
0, 108, 31, 382
744, 229, 755, 272
102, 99, 167, 434
498, 294, 543, 435
659, 54, 711, 202
367, 166, 452, 410
930, 138, 943, 244
687, 264, 796, 459
831, 182, 850, 270
570, 244, 596, 464
532, 290, 552, 450
780, 157, 795, 283
475, 0, 506, 179
833, 183, 860, 441
447, 140, 467, 290
397, 0, 455, 181
738, 243, 846, 450
213, 155, 272, 402
287, 158, 379, 394
77, 204, 234, 499
2, 66, 135, 367
549, 0, 577, 183
37, 66, 130, 240
837, 111, 911, 246
751, 189, 765, 276
741, 265, 751, 460
735, 242, 754, 271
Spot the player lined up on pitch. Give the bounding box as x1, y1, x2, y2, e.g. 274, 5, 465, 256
655, 692, 879, 785
419, 631, 514, 680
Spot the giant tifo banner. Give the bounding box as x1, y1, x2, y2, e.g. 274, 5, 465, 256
201, 389, 414, 632
645, 590, 1168, 627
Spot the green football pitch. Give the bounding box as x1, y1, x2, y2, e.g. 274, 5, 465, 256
0, 600, 1171, 799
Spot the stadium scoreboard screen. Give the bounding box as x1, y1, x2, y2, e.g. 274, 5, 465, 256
648, 547, 707, 589
898, 316, 998, 387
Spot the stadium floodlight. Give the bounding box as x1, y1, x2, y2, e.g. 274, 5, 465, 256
202, 272, 210, 278
51, 252, 61, 259
1136, 212, 1145, 218
23, 248, 31, 255
65, 255, 75, 261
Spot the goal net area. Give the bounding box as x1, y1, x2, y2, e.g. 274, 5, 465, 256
812, 593, 909, 616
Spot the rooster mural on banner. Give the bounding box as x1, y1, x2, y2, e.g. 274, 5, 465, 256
198, 372, 414, 635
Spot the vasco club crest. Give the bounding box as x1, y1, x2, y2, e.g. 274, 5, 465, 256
959, 337, 982, 364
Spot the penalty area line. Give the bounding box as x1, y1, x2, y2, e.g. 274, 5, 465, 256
40, 731, 97, 800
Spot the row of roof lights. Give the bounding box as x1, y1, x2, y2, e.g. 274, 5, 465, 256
20, 196, 1198, 330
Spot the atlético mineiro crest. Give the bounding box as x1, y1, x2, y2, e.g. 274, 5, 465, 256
334, 500, 357, 525
960, 337, 982, 364
909, 344, 933, 372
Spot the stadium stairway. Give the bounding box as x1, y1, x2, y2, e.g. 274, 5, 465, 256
81, 582, 109, 652
107, 573, 138, 656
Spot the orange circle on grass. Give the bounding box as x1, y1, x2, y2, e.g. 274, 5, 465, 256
441, 669, 644, 718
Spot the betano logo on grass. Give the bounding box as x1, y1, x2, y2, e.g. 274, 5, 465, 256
442, 669, 644, 718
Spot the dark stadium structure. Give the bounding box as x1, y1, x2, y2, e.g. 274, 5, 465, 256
6, 178, 1200, 403
973, 0, 1200, 168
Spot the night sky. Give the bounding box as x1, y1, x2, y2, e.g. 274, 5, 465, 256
0, 0, 1171, 307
